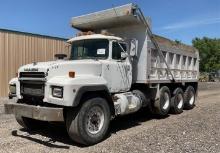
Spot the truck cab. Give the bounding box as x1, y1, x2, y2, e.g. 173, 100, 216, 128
67, 34, 133, 93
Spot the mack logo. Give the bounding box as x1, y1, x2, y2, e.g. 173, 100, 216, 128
24, 68, 39, 72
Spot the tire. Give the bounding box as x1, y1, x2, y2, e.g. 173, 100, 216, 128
170, 88, 184, 114
15, 115, 47, 130
66, 97, 111, 145
184, 86, 196, 110
154, 86, 171, 116
132, 90, 148, 107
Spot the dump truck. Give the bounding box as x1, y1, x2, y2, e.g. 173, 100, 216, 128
5, 3, 199, 145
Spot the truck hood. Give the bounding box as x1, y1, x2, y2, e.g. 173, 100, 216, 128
18, 60, 102, 78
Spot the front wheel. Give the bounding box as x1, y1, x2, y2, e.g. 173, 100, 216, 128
66, 97, 111, 145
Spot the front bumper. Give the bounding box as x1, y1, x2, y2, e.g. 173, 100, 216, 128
4, 103, 64, 122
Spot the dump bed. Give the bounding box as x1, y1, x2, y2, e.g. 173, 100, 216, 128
71, 3, 199, 83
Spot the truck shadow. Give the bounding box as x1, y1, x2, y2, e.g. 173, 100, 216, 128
11, 129, 71, 149
11, 123, 84, 149
110, 109, 169, 133
11, 109, 169, 148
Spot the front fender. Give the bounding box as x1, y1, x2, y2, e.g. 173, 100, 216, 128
73, 84, 110, 106
45, 75, 109, 106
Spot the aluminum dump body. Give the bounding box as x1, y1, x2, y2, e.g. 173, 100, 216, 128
71, 3, 199, 83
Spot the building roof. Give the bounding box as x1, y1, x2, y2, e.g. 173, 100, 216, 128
0, 28, 67, 41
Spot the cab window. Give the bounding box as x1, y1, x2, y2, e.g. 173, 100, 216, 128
70, 39, 109, 60
112, 42, 127, 60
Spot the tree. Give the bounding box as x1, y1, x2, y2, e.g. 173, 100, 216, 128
174, 39, 182, 44
192, 37, 220, 72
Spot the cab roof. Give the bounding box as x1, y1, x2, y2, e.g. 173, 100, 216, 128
67, 34, 123, 43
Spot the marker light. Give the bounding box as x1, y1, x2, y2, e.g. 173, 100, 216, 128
69, 71, 75, 78
9, 84, 16, 94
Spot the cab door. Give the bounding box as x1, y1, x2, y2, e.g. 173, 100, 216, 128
103, 41, 132, 93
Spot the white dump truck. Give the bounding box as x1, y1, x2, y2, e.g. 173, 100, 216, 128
5, 3, 199, 145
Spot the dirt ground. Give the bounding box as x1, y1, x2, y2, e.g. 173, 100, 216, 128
0, 83, 220, 153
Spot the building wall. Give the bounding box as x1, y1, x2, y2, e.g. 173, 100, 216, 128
0, 29, 69, 97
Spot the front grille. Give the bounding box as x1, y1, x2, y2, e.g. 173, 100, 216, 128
20, 72, 45, 78
20, 81, 45, 97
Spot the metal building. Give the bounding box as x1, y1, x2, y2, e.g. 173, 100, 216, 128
0, 29, 68, 97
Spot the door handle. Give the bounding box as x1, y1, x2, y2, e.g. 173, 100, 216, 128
126, 65, 130, 71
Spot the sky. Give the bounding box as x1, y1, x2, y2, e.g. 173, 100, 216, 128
0, 0, 219, 45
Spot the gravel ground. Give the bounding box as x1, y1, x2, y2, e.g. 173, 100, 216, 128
0, 83, 220, 153
198, 82, 220, 91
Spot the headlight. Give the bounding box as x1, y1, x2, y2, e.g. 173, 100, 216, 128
52, 86, 63, 98
9, 84, 16, 94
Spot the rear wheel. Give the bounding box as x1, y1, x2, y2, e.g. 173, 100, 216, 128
66, 97, 111, 145
170, 88, 184, 114
154, 86, 171, 116
184, 86, 196, 110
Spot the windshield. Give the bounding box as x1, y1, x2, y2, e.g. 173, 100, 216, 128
70, 39, 109, 60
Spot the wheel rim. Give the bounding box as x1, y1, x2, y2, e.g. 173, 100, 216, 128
177, 93, 183, 109
86, 106, 105, 135
163, 92, 170, 110
189, 91, 195, 105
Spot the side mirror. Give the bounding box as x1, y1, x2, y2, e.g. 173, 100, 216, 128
130, 39, 138, 57
121, 52, 128, 60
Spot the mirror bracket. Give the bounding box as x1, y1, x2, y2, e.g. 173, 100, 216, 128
130, 39, 138, 57
121, 52, 128, 60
